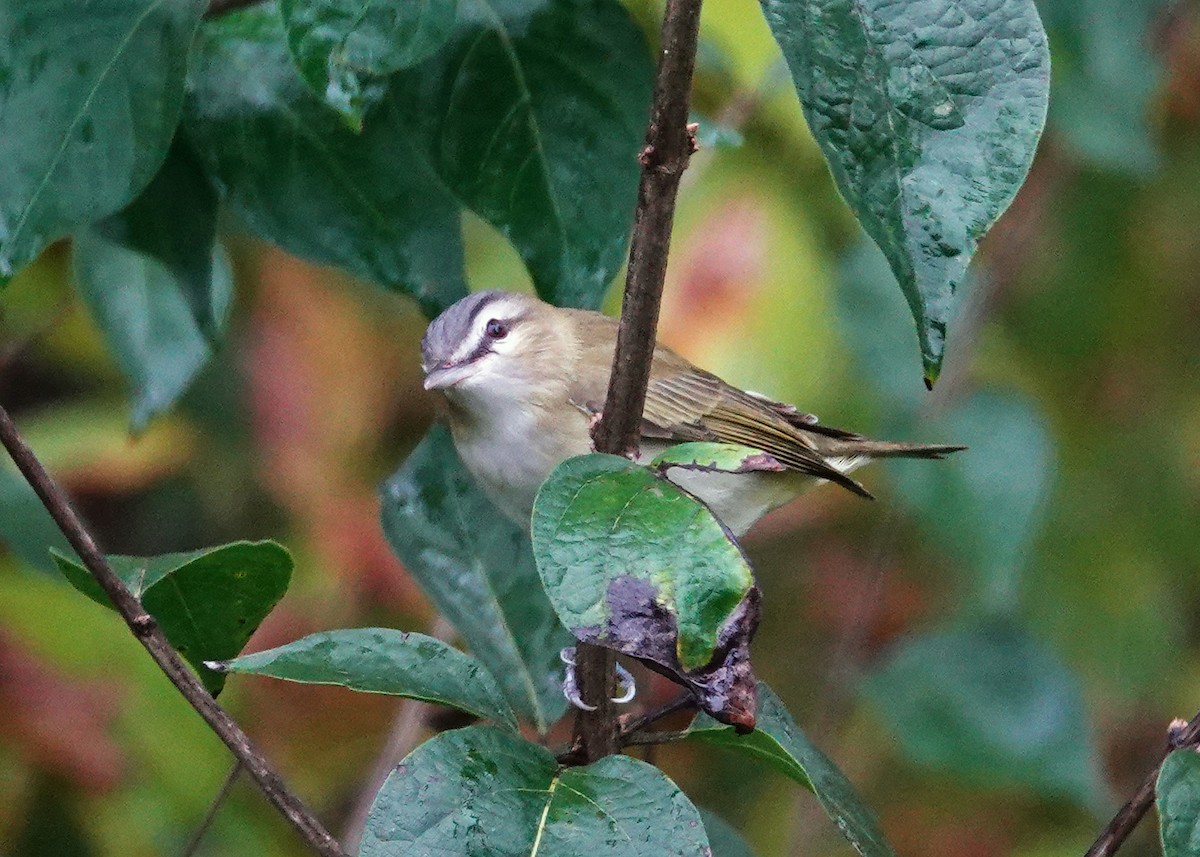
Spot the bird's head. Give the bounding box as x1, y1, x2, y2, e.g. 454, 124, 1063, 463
421, 290, 566, 405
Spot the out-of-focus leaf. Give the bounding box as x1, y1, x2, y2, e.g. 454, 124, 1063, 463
1158, 749, 1200, 857
0, 471, 74, 573
52, 541, 292, 695
360, 725, 710, 857
380, 426, 570, 733
699, 809, 757, 857
532, 453, 760, 729
889, 390, 1054, 610
392, 0, 653, 309
12, 778, 98, 857
689, 683, 896, 857
90, 138, 225, 339
280, 0, 457, 125
73, 147, 233, 432
651, 442, 785, 475
763, 0, 1050, 382
691, 113, 745, 151
185, 6, 466, 318
835, 241, 930, 414
214, 628, 517, 730
862, 621, 1102, 805
1041, 0, 1166, 176
0, 0, 206, 283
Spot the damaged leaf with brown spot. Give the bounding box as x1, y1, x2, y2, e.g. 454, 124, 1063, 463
531, 453, 760, 730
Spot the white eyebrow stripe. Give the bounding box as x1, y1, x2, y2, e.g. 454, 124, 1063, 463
446, 297, 523, 364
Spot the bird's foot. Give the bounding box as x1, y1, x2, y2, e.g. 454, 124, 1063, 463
560, 646, 636, 711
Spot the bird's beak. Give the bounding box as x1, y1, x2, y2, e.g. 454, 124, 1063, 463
423, 360, 475, 391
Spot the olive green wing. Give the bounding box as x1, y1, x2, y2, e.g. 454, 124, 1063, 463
639, 361, 874, 498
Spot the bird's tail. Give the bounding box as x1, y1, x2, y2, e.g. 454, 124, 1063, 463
827, 441, 967, 460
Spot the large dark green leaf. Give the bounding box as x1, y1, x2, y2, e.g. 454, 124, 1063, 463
1158, 749, 1200, 857
699, 810, 757, 857
391, 0, 653, 309
689, 683, 896, 857
214, 628, 517, 730
52, 541, 292, 695
763, 0, 1050, 382
73, 142, 232, 433
184, 6, 467, 318
531, 453, 760, 729
0, 0, 206, 283
862, 621, 1101, 805
380, 426, 570, 732
280, 0, 458, 126
360, 725, 710, 857
889, 390, 1054, 610
90, 137, 225, 339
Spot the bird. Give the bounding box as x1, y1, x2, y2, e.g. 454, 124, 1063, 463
420, 289, 964, 537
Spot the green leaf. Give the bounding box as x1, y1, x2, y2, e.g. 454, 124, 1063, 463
651, 442, 785, 475
763, 0, 1050, 382
215, 628, 517, 730
379, 426, 571, 732
0, 470, 74, 574
392, 0, 653, 309
862, 621, 1102, 805
0, 0, 207, 283
689, 683, 896, 857
533, 454, 754, 672
73, 143, 233, 433
280, 0, 458, 126
834, 241, 930, 414
91, 137, 226, 339
699, 809, 757, 857
184, 6, 467, 318
1158, 749, 1200, 857
361, 725, 710, 857
889, 390, 1054, 611
52, 541, 292, 695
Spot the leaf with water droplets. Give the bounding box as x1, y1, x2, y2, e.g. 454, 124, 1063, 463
215, 628, 517, 730
360, 725, 711, 857
763, 0, 1050, 382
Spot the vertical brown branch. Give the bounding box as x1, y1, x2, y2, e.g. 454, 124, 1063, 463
0, 404, 346, 857
575, 0, 705, 763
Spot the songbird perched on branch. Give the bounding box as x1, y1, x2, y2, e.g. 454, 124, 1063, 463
420, 290, 964, 536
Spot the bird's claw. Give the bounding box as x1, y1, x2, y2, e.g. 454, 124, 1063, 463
560, 647, 636, 711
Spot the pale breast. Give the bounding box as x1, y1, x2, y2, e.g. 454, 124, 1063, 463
450, 403, 592, 528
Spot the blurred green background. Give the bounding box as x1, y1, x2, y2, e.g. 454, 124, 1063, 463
2, 1, 1199, 855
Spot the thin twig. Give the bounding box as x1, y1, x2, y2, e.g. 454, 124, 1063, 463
0, 403, 346, 857
182, 762, 243, 857
341, 615, 456, 855
621, 730, 691, 748
1084, 712, 1200, 857
618, 692, 696, 741
574, 0, 705, 766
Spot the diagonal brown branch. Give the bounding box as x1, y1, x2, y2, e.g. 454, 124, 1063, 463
0, 403, 346, 857
1084, 712, 1200, 857
573, 0, 704, 763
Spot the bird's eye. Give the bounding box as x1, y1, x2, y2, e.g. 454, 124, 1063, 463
485, 319, 509, 339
